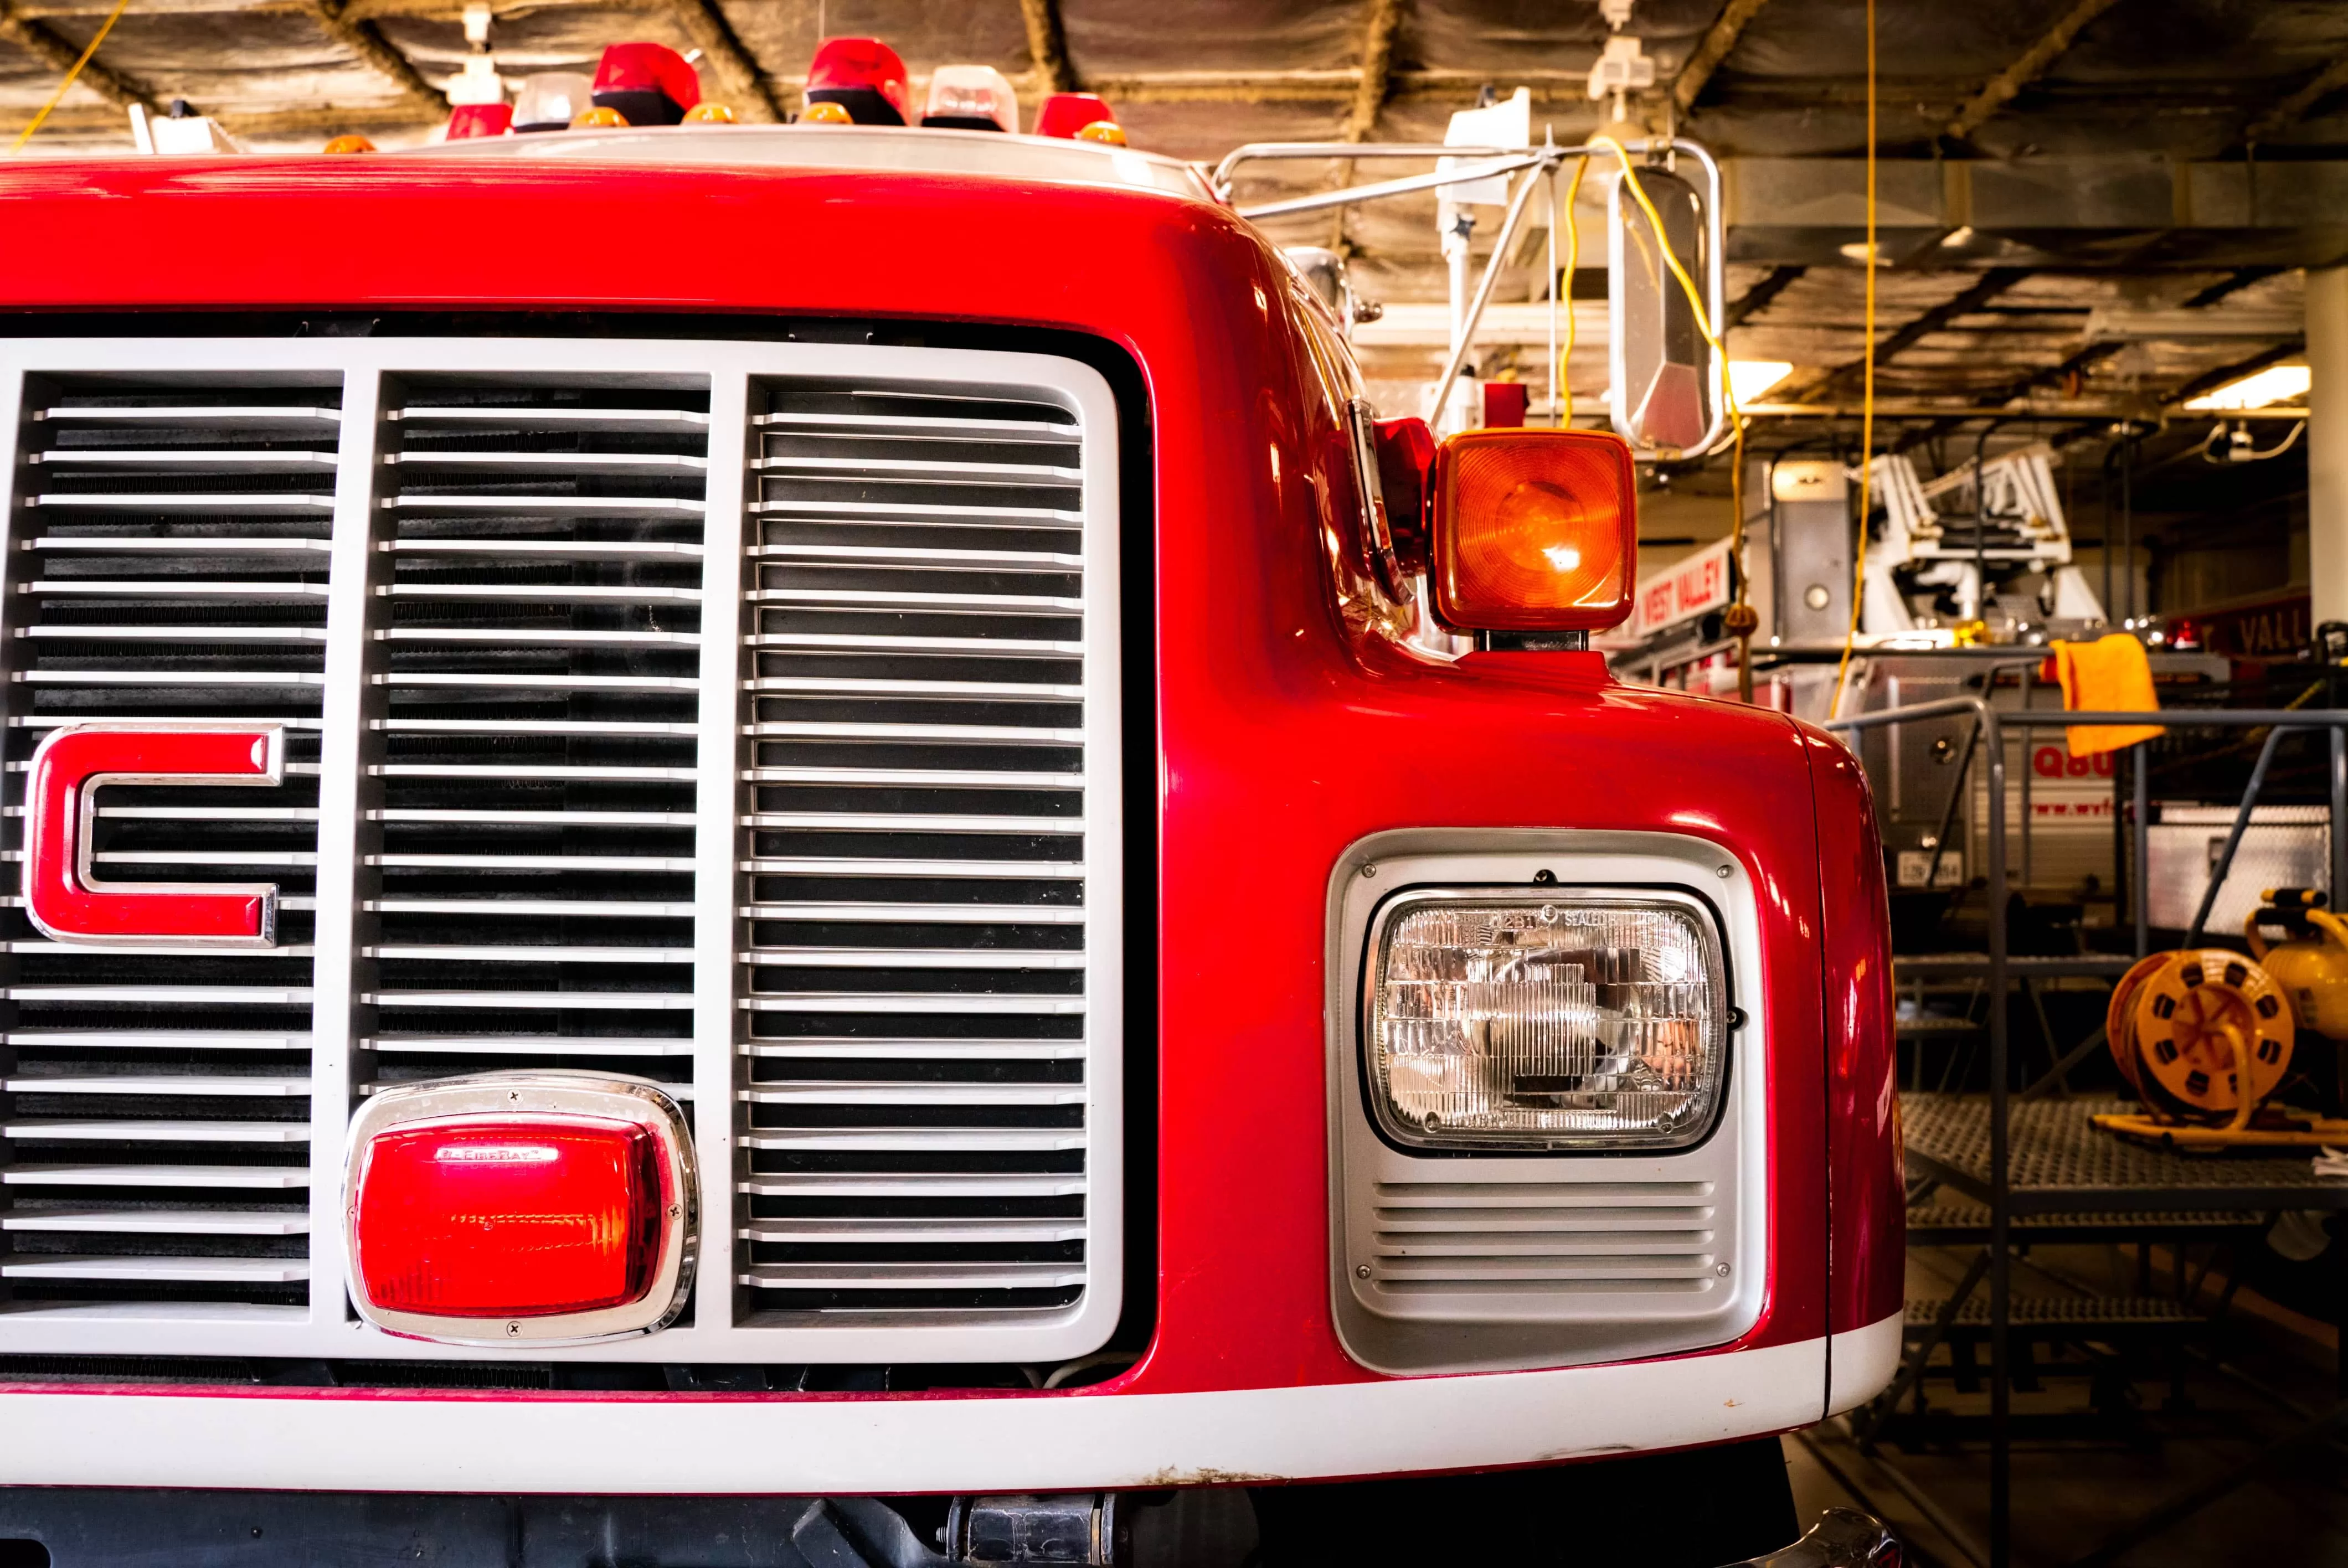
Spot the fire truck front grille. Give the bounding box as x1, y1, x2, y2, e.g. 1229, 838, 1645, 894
739, 381, 1093, 1316
366, 379, 710, 1098
0, 340, 1120, 1367
1, 379, 332, 1316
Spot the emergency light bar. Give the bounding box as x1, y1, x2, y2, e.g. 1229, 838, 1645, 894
444, 101, 512, 140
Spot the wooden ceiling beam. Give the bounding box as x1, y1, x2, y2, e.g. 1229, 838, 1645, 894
1944, 0, 2123, 141
1340, 0, 1402, 142
1329, 0, 1405, 252
217, 100, 440, 133
1723, 264, 1804, 329
2243, 53, 2348, 147
302, 0, 444, 117
0, 0, 164, 114
1018, 0, 1077, 94
1788, 267, 2034, 404
1671, 0, 1777, 115
665, 0, 782, 121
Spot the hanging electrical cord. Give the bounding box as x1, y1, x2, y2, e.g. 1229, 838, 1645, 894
2197, 417, 2306, 464
1557, 154, 1589, 427
1828, 0, 1879, 721
10, 0, 133, 153
1586, 135, 1755, 697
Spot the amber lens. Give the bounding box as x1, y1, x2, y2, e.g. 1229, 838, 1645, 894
1434, 430, 1635, 630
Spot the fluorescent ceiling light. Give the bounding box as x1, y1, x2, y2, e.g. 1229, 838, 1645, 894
1728, 360, 1794, 405
2183, 363, 2310, 410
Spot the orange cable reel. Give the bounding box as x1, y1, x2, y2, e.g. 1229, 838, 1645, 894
2108, 950, 2292, 1129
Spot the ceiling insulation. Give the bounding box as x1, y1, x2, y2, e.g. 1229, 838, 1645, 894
3, 0, 2345, 472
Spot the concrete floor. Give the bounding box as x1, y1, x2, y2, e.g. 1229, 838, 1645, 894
1783, 1242, 2348, 1568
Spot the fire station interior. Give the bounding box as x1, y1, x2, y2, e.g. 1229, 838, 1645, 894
5, 2, 2348, 1566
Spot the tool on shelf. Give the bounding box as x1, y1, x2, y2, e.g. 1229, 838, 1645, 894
2245, 888, 2348, 1043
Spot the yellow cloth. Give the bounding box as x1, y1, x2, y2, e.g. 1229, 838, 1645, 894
2048, 634, 2163, 757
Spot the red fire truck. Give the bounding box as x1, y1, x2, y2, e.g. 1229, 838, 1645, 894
0, 47, 1902, 1567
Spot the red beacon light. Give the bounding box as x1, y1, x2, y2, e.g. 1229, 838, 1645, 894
591, 41, 701, 128
921, 64, 1018, 133
1033, 91, 1119, 141
803, 37, 910, 127
344, 1071, 696, 1345
443, 101, 512, 141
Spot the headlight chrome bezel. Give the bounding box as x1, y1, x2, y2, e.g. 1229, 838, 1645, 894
1359, 884, 1733, 1156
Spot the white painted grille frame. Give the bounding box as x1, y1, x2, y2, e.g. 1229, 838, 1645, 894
0, 337, 1124, 1364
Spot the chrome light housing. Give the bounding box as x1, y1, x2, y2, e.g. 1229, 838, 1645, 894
1363, 889, 1727, 1151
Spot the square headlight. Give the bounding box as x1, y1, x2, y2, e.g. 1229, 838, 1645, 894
1363, 889, 1728, 1152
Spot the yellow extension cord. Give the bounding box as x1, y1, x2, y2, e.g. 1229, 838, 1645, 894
10, 0, 132, 153
1557, 155, 1588, 426
1587, 135, 1750, 664
1829, 0, 1880, 719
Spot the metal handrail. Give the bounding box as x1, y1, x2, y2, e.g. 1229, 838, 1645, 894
1232, 154, 1547, 220
1825, 693, 2348, 1565
1213, 136, 1732, 460
1211, 141, 1541, 193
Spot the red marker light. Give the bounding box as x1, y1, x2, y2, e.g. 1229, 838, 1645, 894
1034, 91, 1116, 140
804, 37, 910, 126
353, 1118, 667, 1319
343, 1073, 696, 1344
23, 725, 284, 947
591, 41, 701, 127
444, 101, 512, 140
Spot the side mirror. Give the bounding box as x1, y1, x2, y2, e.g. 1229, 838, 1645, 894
1429, 429, 1638, 633
1608, 163, 1713, 455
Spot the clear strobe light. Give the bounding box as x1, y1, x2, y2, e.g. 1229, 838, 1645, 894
1366, 893, 1727, 1150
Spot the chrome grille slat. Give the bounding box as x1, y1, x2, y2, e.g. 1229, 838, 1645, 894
364, 375, 708, 1116
0, 340, 1118, 1364
26, 495, 334, 513
3, 1121, 311, 1143
1, 378, 326, 1317
3, 1165, 312, 1189
4, 1076, 311, 1096
3, 1208, 312, 1235
2, 1255, 312, 1283
739, 375, 1105, 1324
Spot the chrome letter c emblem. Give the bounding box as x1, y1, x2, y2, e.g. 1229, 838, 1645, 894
23, 724, 285, 948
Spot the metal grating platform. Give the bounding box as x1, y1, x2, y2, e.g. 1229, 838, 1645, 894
1904, 1200, 2267, 1244
1894, 953, 2141, 979
1903, 1293, 2203, 1331
1902, 1092, 2348, 1214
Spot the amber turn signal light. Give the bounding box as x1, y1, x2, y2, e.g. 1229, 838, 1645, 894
1430, 427, 1638, 632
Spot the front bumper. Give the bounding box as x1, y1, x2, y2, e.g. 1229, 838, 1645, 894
0, 1490, 1895, 1568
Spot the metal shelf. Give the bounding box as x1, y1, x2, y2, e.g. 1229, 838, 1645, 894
1904, 1093, 2348, 1216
